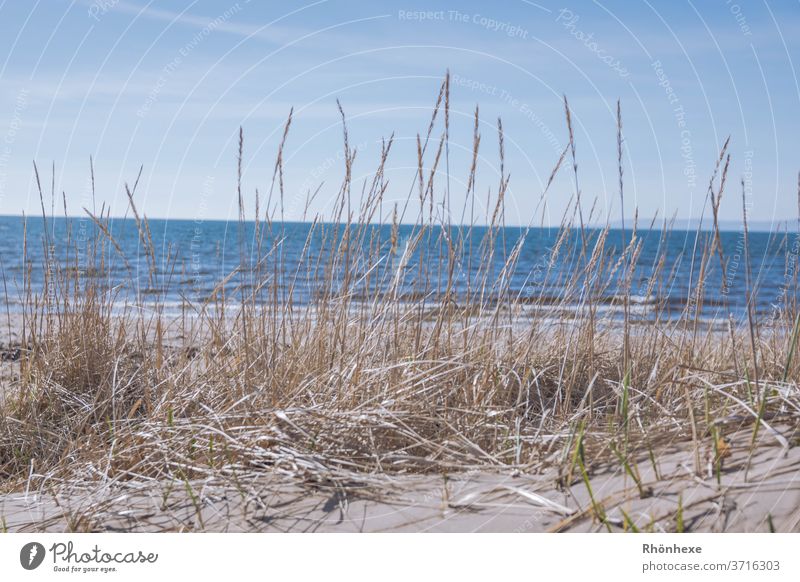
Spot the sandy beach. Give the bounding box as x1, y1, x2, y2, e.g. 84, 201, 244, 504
2, 423, 797, 532
2, 310, 798, 533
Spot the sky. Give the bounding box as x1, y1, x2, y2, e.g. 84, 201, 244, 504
0, 0, 798, 227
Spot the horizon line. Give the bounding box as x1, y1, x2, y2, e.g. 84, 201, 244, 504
0, 213, 794, 233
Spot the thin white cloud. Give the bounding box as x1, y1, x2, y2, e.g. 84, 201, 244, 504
103, 0, 303, 44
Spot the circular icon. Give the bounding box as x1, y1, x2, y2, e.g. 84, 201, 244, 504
20, 542, 46, 570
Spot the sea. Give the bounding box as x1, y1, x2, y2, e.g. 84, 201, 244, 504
0, 215, 797, 324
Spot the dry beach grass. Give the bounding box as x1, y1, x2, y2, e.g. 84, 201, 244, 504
1, 74, 799, 532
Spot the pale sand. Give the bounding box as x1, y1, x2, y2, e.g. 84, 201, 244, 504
2, 313, 798, 532
2, 425, 798, 532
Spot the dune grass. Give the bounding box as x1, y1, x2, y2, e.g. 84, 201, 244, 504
0, 74, 798, 529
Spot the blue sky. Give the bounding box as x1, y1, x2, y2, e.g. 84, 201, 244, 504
0, 0, 798, 226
